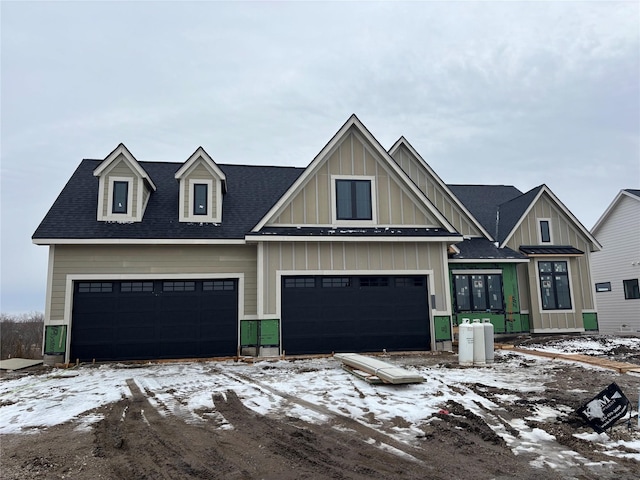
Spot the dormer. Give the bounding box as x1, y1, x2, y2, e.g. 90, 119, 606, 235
175, 147, 226, 223
93, 144, 156, 222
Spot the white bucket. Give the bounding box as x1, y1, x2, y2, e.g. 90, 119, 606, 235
458, 319, 474, 366
472, 319, 486, 365
483, 319, 495, 364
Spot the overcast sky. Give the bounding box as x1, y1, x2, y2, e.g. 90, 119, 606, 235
1, 1, 638, 314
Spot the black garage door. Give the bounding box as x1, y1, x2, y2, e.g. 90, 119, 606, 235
71, 279, 238, 361
281, 275, 430, 355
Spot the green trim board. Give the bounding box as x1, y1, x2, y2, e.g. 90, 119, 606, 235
44, 325, 67, 354
434, 316, 452, 341
240, 319, 280, 347
582, 312, 598, 331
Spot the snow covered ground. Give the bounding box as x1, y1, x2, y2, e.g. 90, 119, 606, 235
1, 336, 639, 471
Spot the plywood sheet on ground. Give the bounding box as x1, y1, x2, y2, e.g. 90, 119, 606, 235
0, 358, 43, 371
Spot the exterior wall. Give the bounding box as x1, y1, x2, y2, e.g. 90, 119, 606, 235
46, 244, 258, 325
270, 130, 440, 227
504, 192, 595, 332
591, 195, 640, 334
390, 144, 483, 237
181, 162, 219, 219
259, 240, 451, 350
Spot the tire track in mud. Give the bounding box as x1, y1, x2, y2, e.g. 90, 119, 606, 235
92, 378, 236, 479
221, 370, 431, 460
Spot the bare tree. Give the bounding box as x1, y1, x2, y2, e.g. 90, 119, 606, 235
0, 312, 44, 360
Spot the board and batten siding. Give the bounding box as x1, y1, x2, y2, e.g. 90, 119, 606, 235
48, 244, 258, 322
101, 156, 140, 218
181, 162, 219, 219
504, 192, 595, 331
390, 144, 483, 238
270, 130, 441, 227
260, 241, 450, 318
591, 194, 640, 334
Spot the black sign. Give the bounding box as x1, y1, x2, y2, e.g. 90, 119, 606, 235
576, 383, 630, 433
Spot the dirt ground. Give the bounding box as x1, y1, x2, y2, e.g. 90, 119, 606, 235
2, 337, 640, 480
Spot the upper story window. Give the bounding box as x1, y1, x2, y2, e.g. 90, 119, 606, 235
538, 260, 572, 310
538, 219, 552, 243
331, 176, 377, 224
336, 179, 371, 220
623, 279, 640, 300
193, 183, 208, 215
112, 181, 129, 214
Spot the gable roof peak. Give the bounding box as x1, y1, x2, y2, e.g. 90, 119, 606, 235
92, 143, 157, 191
389, 137, 494, 240
175, 146, 227, 192
252, 114, 458, 233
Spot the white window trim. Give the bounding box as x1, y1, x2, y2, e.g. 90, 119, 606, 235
535, 258, 575, 314
537, 218, 553, 244
179, 178, 220, 223
330, 175, 377, 226
98, 176, 137, 221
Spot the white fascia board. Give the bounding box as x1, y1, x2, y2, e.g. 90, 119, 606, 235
591, 189, 639, 234
175, 147, 227, 184
388, 137, 494, 241
499, 185, 602, 252
32, 238, 246, 245
245, 235, 463, 243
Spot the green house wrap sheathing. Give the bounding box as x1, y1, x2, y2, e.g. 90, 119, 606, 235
583, 312, 598, 331
449, 263, 529, 334
433, 316, 452, 341
44, 325, 67, 355
241, 319, 280, 347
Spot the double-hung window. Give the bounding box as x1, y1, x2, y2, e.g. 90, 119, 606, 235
112, 181, 129, 214
538, 261, 572, 310
335, 179, 372, 220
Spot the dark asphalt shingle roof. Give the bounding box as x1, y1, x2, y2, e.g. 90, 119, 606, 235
625, 189, 640, 198
450, 238, 527, 261
447, 185, 523, 240
495, 185, 544, 243
448, 184, 550, 244
33, 160, 304, 240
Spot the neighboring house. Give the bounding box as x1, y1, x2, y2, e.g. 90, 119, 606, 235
590, 189, 640, 334
32, 115, 602, 363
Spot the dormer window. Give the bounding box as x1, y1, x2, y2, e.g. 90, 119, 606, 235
94, 144, 156, 222
112, 181, 129, 214
193, 183, 208, 216
331, 175, 376, 224
175, 147, 226, 223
